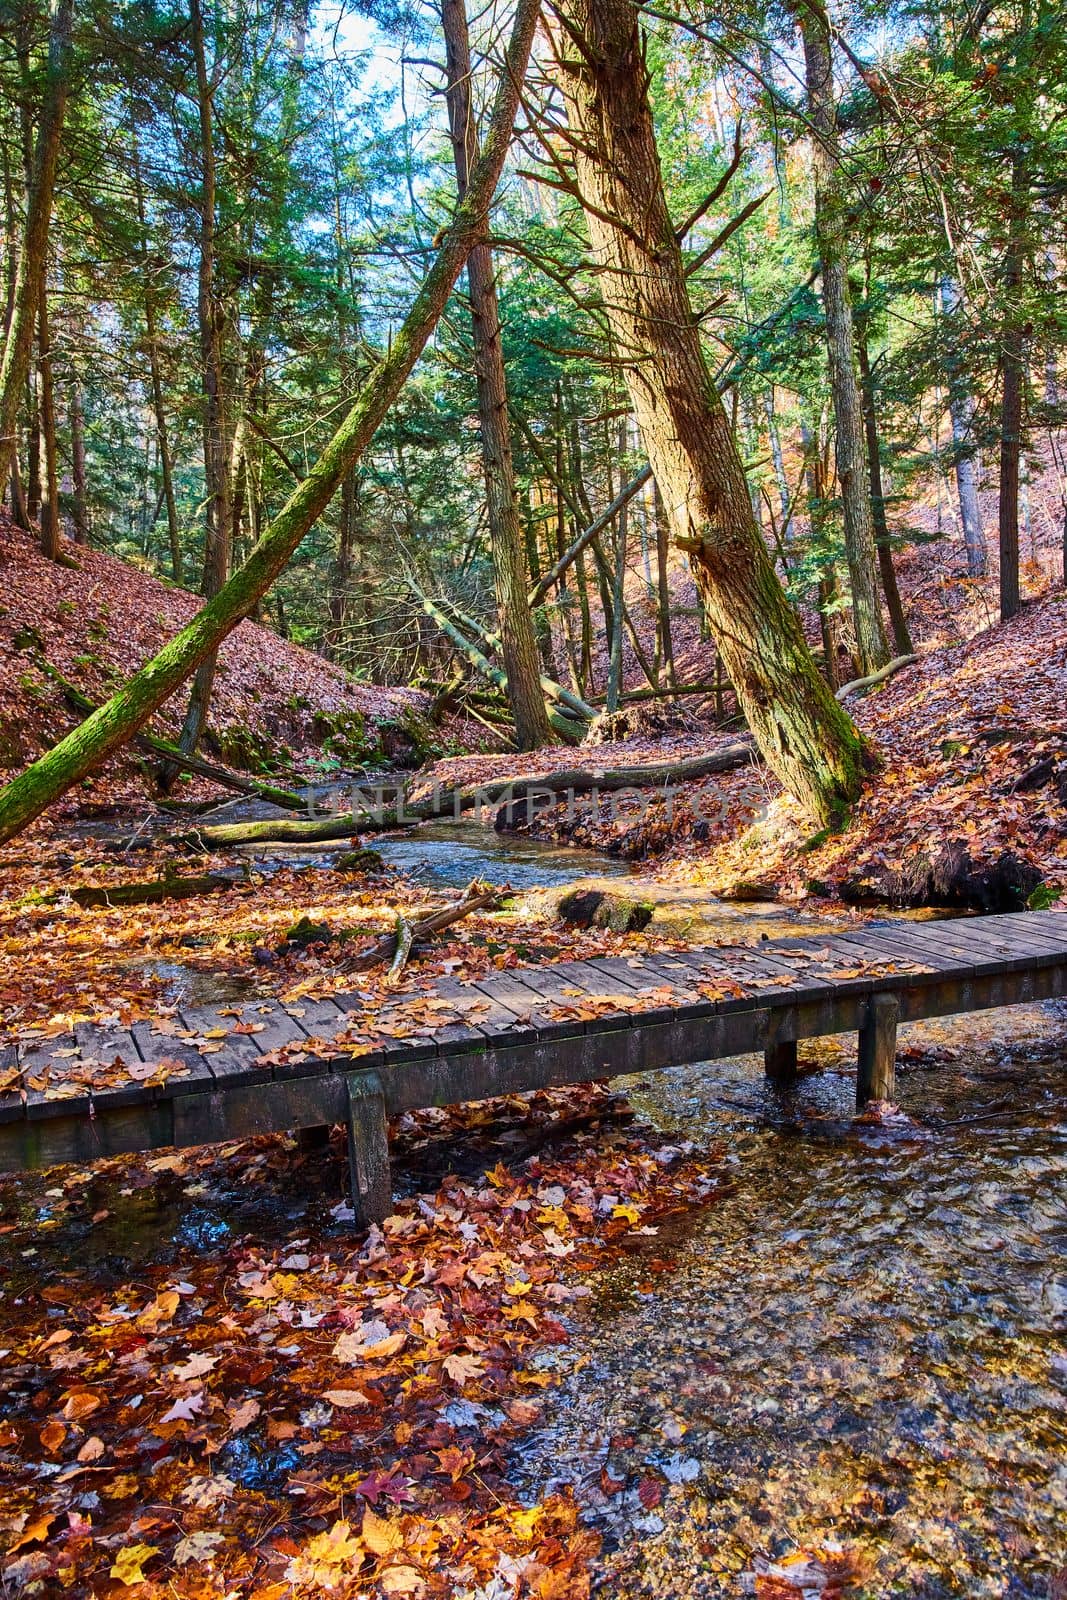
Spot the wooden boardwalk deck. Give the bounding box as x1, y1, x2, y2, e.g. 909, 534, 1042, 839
3, 909, 1066, 1221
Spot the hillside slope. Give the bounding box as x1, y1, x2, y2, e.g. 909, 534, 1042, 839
0, 520, 424, 817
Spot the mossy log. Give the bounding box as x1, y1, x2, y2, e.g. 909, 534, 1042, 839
36, 658, 307, 811
38, 871, 233, 908
182, 743, 758, 850
0, 0, 542, 845
556, 888, 653, 932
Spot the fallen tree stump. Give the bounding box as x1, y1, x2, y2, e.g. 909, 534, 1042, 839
840, 841, 1042, 914
556, 888, 653, 932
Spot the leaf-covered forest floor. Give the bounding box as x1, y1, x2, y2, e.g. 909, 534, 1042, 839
430, 584, 1067, 907
0, 519, 477, 817
0, 497, 1065, 1597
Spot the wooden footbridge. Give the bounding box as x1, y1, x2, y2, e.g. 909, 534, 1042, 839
3, 909, 1066, 1222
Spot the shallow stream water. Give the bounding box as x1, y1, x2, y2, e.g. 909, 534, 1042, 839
27, 814, 1067, 1595
508, 1013, 1067, 1598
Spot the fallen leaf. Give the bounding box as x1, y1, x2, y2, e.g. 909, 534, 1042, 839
362, 1505, 404, 1557
110, 1543, 160, 1586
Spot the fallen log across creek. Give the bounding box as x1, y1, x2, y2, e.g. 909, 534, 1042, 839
179, 743, 759, 849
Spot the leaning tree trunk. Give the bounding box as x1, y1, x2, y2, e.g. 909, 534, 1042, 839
549, 0, 868, 826
442, 0, 554, 750
0, 0, 74, 493
797, 4, 890, 675
0, 0, 542, 845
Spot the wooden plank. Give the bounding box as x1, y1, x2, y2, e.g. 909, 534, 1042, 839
218, 1000, 309, 1056
172, 1075, 347, 1149
18, 1031, 88, 1119
74, 1022, 151, 1112
176, 1004, 270, 1086
0, 1101, 174, 1173
474, 970, 589, 1042
282, 996, 349, 1039
130, 1021, 217, 1098
653, 945, 817, 1003
550, 959, 678, 1031
0, 1042, 24, 1125
867, 919, 998, 970
383, 1029, 611, 1115
264, 997, 351, 1083
932, 917, 1067, 968
699, 937, 882, 1004
424, 977, 534, 1045
835, 925, 977, 975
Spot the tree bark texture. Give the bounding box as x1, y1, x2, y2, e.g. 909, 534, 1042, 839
177, 0, 233, 760
798, 6, 890, 673
0, 0, 74, 492
940, 277, 988, 577
442, 0, 554, 750
854, 303, 913, 655
998, 154, 1026, 622
549, 0, 868, 826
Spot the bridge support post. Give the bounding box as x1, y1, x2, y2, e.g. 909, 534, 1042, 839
345, 1072, 391, 1226
857, 993, 899, 1107
764, 1039, 798, 1084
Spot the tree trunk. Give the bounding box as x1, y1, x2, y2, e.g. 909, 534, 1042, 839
0, 0, 74, 493
68, 367, 88, 542
131, 124, 182, 581
550, 0, 868, 826
0, 0, 542, 845
939, 277, 987, 577
797, 5, 890, 674
764, 387, 793, 543
177, 0, 233, 761
442, 0, 554, 751
606, 418, 627, 712
802, 418, 844, 689
36, 272, 61, 560
998, 152, 1027, 623
854, 301, 913, 654
653, 478, 676, 688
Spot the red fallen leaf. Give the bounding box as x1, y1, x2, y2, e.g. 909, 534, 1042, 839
505, 1399, 541, 1425
600, 1466, 626, 1495
637, 1475, 663, 1509
352, 1469, 415, 1506
433, 1445, 474, 1482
